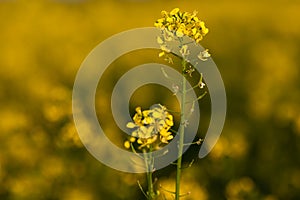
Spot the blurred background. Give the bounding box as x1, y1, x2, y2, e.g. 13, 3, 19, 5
1, 0, 300, 199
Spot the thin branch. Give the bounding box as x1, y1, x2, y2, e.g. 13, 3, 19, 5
179, 192, 191, 197
160, 184, 176, 194
137, 180, 148, 199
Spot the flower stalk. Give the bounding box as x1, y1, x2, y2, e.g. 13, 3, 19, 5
124, 105, 175, 199
124, 7, 210, 199
176, 59, 188, 200
144, 148, 155, 200
154, 7, 210, 199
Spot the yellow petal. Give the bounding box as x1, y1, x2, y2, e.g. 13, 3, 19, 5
129, 137, 136, 142
166, 119, 174, 126
194, 32, 201, 39
170, 8, 180, 15
133, 113, 139, 121
160, 128, 171, 137
160, 136, 168, 143
137, 138, 143, 144
142, 117, 153, 124
146, 136, 157, 145
167, 114, 173, 120
168, 25, 174, 31
166, 17, 173, 23
159, 51, 165, 57
180, 45, 189, 56
196, 38, 202, 43
192, 28, 197, 35
166, 135, 173, 140
176, 30, 184, 37
152, 110, 162, 118
146, 126, 154, 136
135, 107, 142, 114
124, 141, 130, 149
132, 130, 138, 137
142, 110, 151, 117
157, 36, 164, 44
164, 31, 174, 41
158, 119, 165, 126
126, 122, 136, 128
202, 27, 209, 35
161, 10, 168, 16
154, 20, 164, 28
161, 45, 171, 53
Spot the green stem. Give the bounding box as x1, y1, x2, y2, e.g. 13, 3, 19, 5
175, 59, 187, 200
143, 148, 155, 200
147, 171, 154, 199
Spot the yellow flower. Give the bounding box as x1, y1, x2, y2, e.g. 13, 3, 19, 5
163, 30, 174, 41
152, 109, 163, 119
176, 29, 184, 37
198, 49, 211, 61
137, 138, 143, 144
140, 135, 158, 148
155, 8, 210, 61
133, 107, 143, 125
129, 137, 136, 142
166, 16, 174, 24
165, 114, 174, 126
139, 126, 151, 137
124, 141, 131, 149
156, 36, 164, 45
180, 45, 189, 56
142, 116, 153, 124
159, 51, 165, 57
154, 18, 164, 28
170, 8, 180, 15
192, 27, 197, 35
161, 10, 168, 16
161, 135, 173, 143
126, 122, 136, 128
160, 45, 171, 53
125, 105, 175, 150
160, 128, 171, 137
154, 8, 209, 44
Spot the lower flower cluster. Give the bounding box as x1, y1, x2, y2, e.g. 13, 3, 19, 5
124, 104, 174, 150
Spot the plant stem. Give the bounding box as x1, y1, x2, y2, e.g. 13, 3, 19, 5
147, 170, 154, 199
144, 148, 155, 200
175, 59, 187, 200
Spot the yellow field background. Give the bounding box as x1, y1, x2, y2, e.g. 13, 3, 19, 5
1, 0, 300, 199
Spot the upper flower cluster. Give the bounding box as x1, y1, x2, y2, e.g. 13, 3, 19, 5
154, 8, 211, 65
124, 104, 174, 150
154, 8, 209, 43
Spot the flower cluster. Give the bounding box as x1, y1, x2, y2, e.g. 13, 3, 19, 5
154, 8, 209, 43
124, 104, 174, 150
154, 8, 211, 65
